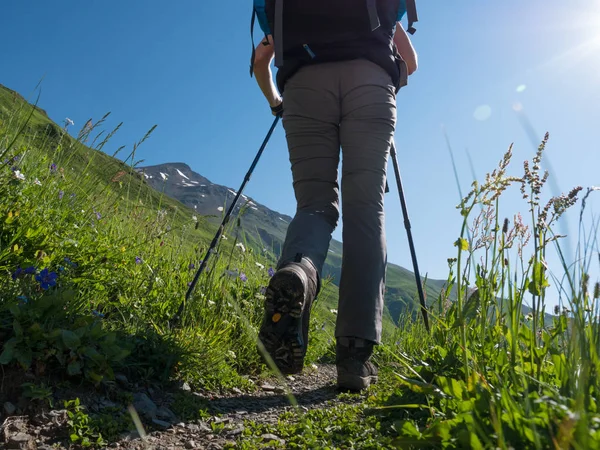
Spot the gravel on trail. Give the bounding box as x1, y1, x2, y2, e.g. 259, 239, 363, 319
0, 364, 365, 449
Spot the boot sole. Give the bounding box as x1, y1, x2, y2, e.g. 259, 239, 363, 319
337, 372, 379, 392
258, 269, 307, 374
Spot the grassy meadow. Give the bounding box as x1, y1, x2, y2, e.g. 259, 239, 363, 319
1, 83, 600, 449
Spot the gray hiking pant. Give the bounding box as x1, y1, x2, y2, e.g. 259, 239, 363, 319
278, 58, 397, 345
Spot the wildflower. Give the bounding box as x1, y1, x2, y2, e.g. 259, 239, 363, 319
192, 215, 198, 222
34, 178, 41, 186
35, 268, 58, 290
207, 300, 216, 306
330, 309, 338, 315
24, 266, 36, 275
91, 310, 105, 318
13, 170, 25, 181
95, 211, 102, 220
255, 262, 265, 270
268, 267, 275, 277
189, 263, 195, 270
227, 350, 237, 360
236, 242, 246, 253
64, 257, 77, 268
65, 118, 74, 127
11, 267, 23, 280
240, 272, 248, 282
135, 256, 142, 264
58, 190, 64, 200
259, 286, 267, 295
50, 163, 57, 172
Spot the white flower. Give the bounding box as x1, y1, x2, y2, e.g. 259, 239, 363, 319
65, 118, 74, 127
207, 300, 215, 306
192, 215, 198, 222
34, 178, 41, 186
227, 350, 237, 360
13, 170, 25, 181
255, 262, 265, 269
217, 206, 224, 212
236, 242, 246, 253
330, 309, 338, 315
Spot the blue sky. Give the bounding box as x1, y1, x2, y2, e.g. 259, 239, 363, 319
2, 1, 599, 307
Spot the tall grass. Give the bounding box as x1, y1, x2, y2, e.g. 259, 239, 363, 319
379, 134, 599, 449
0, 91, 336, 396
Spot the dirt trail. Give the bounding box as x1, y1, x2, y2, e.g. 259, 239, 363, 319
1, 364, 363, 450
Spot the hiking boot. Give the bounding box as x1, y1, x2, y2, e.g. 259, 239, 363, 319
258, 255, 319, 374
336, 337, 378, 391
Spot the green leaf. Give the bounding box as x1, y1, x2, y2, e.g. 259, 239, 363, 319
528, 261, 550, 296
67, 360, 82, 376
62, 330, 81, 350
15, 347, 32, 369
13, 319, 23, 338
0, 345, 15, 364
81, 346, 103, 364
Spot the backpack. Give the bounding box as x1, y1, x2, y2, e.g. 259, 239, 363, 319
249, 0, 418, 93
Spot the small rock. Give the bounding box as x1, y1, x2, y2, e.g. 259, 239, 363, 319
231, 387, 242, 395
156, 406, 178, 422
235, 410, 248, 416
274, 386, 286, 394
115, 373, 128, 385
7, 432, 35, 449
133, 393, 158, 419
3, 401, 16, 415
287, 375, 296, 381
227, 425, 244, 437
262, 433, 285, 444
260, 383, 276, 391
185, 441, 197, 449
196, 421, 212, 433
186, 423, 200, 432
152, 418, 171, 429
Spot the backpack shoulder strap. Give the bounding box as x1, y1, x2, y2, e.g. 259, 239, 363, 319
405, 0, 418, 34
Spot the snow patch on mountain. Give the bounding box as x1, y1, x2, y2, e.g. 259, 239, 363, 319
176, 169, 190, 180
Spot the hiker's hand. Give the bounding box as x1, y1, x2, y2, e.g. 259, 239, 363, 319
270, 99, 283, 117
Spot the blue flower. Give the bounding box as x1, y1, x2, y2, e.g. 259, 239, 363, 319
50, 163, 57, 172
35, 268, 58, 290
135, 256, 142, 264
96, 212, 102, 220
58, 190, 64, 200
240, 272, 248, 283
268, 267, 275, 277
64, 257, 77, 268
11, 267, 23, 280
259, 286, 267, 295
189, 263, 195, 270
24, 266, 36, 275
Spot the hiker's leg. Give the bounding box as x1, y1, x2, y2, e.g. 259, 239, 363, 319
278, 64, 341, 276
336, 59, 397, 345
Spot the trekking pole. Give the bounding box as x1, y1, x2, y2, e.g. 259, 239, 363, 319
389, 141, 430, 333
170, 115, 281, 327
